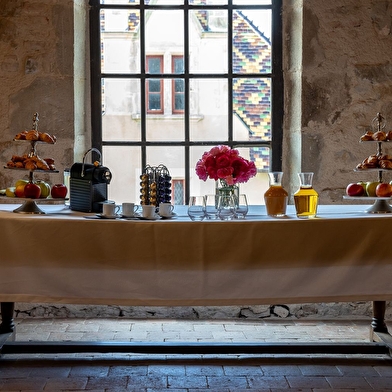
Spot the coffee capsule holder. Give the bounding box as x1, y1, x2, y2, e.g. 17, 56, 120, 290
139, 164, 172, 208
344, 113, 392, 213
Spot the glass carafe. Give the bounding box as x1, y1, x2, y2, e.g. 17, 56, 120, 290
294, 172, 319, 218
264, 172, 288, 217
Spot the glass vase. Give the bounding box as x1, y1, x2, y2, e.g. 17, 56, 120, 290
264, 172, 288, 217
294, 172, 319, 218
215, 180, 239, 207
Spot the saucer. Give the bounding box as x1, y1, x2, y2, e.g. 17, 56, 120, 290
159, 212, 177, 219
137, 214, 160, 221
96, 213, 120, 219
121, 213, 139, 219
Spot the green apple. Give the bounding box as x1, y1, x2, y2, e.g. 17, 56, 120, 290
366, 181, 380, 197
36, 180, 51, 198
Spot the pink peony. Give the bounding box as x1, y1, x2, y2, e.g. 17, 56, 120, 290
195, 145, 257, 185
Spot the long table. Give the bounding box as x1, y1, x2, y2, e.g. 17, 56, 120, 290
0, 203, 391, 356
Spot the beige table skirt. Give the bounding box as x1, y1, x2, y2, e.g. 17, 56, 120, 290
1, 203, 391, 306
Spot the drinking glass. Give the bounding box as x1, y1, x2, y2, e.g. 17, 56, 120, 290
188, 196, 206, 221
234, 194, 248, 219
217, 194, 235, 220
205, 194, 219, 220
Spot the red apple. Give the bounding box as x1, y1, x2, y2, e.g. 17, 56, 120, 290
375, 183, 392, 197
51, 183, 67, 198
24, 182, 41, 199
346, 183, 365, 197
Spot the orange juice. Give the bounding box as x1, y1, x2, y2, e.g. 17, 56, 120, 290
264, 185, 288, 216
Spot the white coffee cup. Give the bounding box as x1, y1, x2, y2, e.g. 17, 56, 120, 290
141, 204, 156, 219
102, 202, 120, 217
159, 203, 174, 217
122, 202, 138, 217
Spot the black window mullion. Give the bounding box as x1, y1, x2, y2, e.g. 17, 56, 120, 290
140, 0, 147, 169
89, 0, 102, 162
227, 1, 234, 144
271, 0, 283, 171
184, 0, 190, 203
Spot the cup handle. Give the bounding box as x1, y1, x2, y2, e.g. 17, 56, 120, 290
170, 205, 174, 212
115, 205, 121, 214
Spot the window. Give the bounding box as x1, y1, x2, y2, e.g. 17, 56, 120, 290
146, 55, 164, 114
172, 56, 185, 114
89, 0, 283, 204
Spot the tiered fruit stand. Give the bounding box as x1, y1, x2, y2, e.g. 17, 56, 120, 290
344, 113, 392, 213
3, 113, 61, 214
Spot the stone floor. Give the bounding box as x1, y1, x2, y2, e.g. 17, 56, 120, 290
0, 317, 391, 391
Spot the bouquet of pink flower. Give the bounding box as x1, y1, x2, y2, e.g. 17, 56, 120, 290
195, 145, 257, 185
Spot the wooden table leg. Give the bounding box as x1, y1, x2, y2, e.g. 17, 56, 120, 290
0, 302, 15, 334
370, 301, 392, 353
371, 301, 388, 333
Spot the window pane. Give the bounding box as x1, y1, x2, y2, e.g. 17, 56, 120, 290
146, 11, 184, 74
147, 58, 162, 74
148, 80, 161, 93
233, 0, 271, 4
233, 78, 271, 142
101, 9, 140, 73
174, 79, 184, 93
146, 146, 185, 206
189, 10, 228, 73
102, 78, 141, 142
190, 79, 228, 141
174, 93, 184, 110
173, 57, 184, 74
101, 0, 140, 4
148, 94, 162, 111
172, 180, 185, 205
233, 10, 271, 74
104, 146, 141, 204
190, 146, 216, 197
192, 0, 227, 4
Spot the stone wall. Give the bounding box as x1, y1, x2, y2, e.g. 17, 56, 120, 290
284, 0, 392, 200
0, 0, 79, 188
14, 301, 392, 321
1, 0, 391, 321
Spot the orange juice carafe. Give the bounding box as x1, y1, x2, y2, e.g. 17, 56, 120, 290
294, 172, 319, 218
264, 172, 288, 217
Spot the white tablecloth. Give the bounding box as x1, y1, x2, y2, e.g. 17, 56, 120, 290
0, 203, 391, 306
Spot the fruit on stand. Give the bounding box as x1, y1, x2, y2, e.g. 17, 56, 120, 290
357, 181, 367, 195
375, 183, 392, 198
14, 183, 27, 198
15, 179, 28, 188
51, 183, 67, 198
5, 187, 16, 197
24, 182, 41, 199
366, 181, 380, 197
36, 180, 51, 198
346, 183, 365, 197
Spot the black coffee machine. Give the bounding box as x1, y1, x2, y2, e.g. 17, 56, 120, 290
70, 148, 112, 213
